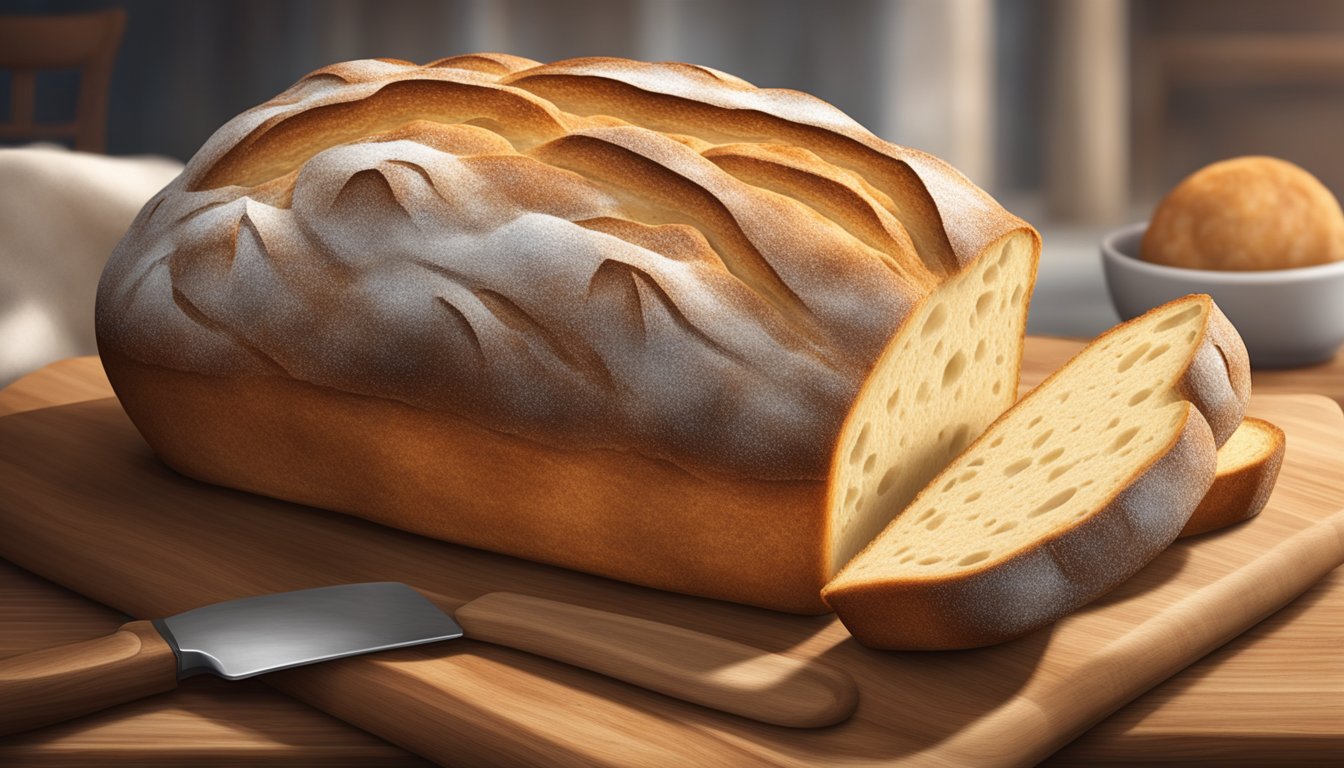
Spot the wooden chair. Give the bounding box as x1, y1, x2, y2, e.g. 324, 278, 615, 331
0, 9, 126, 153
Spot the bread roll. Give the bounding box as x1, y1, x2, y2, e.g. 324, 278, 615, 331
95, 55, 1039, 613
1142, 156, 1344, 271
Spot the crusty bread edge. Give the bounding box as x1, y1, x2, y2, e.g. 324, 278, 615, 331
822, 404, 1217, 649
1177, 299, 1251, 447
1179, 417, 1286, 538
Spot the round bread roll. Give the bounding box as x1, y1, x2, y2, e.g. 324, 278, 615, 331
1142, 156, 1344, 271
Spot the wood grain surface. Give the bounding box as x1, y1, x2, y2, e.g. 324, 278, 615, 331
0, 344, 1341, 765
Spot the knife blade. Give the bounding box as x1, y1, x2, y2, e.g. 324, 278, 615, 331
0, 583, 857, 736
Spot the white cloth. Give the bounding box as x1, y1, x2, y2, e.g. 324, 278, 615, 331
0, 145, 183, 387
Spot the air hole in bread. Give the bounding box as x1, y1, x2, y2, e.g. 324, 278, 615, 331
1028, 415, 1043, 428
921, 304, 948, 337
1028, 487, 1077, 518
976, 291, 996, 317
964, 491, 983, 503
1048, 462, 1075, 481
993, 521, 1018, 535
849, 424, 871, 463
1147, 343, 1170, 361
943, 352, 967, 388
1156, 304, 1202, 331
958, 550, 992, 567
918, 556, 943, 566
1110, 427, 1139, 452
1040, 447, 1065, 464
1004, 458, 1032, 477
1118, 343, 1152, 372
863, 453, 878, 473
983, 264, 999, 284
1058, 391, 1070, 403
877, 467, 898, 496
1011, 285, 1024, 307
992, 381, 1002, 395
1032, 430, 1053, 449
917, 381, 930, 401
1129, 387, 1154, 406
968, 457, 986, 467
975, 339, 987, 362
925, 513, 946, 531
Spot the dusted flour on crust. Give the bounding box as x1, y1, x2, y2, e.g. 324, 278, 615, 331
97, 55, 1040, 612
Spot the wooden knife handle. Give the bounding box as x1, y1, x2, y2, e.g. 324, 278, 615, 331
0, 619, 178, 736
454, 592, 858, 728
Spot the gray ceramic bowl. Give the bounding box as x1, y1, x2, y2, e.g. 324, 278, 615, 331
1101, 222, 1344, 368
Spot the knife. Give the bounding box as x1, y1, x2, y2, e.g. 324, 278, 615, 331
0, 582, 857, 735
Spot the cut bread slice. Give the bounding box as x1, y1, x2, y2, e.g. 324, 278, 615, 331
821, 295, 1250, 650
1180, 417, 1285, 538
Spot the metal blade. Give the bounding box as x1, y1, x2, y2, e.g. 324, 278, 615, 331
153, 582, 463, 680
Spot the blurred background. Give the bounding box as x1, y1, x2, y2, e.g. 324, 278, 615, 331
2, 0, 1342, 384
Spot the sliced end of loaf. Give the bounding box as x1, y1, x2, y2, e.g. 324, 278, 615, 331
825, 229, 1038, 575
1179, 417, 1285, 538
823, 295, 1246, 649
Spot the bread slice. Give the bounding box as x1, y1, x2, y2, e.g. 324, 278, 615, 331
1180, 417, 1285, 538
821, 295, 1250, 649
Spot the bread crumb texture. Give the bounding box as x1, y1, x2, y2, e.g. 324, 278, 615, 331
824, 296, 1249, 648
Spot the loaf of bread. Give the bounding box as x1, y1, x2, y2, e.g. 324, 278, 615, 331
1181, 417, 1285, 538
822, 295, 1250, 648
95, 54, 1039, 613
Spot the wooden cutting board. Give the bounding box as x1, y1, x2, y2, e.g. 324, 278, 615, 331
0, 349, 1342, 766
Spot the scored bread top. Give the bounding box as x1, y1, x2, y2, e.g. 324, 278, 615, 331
96, 54, 1034, 480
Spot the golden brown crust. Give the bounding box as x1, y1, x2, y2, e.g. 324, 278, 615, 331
1179, 417, 1286, 538
822, 405, 1217, 649
102, 351, 832, 614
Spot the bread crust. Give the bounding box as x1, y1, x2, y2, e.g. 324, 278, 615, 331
95, 56, 1039, 613
1176, 299, 1251, 447
822, 405, 1217, 649
1179, 417, 1285, 538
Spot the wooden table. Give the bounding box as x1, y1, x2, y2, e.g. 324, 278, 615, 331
1, 341, 1340, 766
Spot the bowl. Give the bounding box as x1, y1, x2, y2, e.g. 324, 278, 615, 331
1101, 222, 1344, 368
